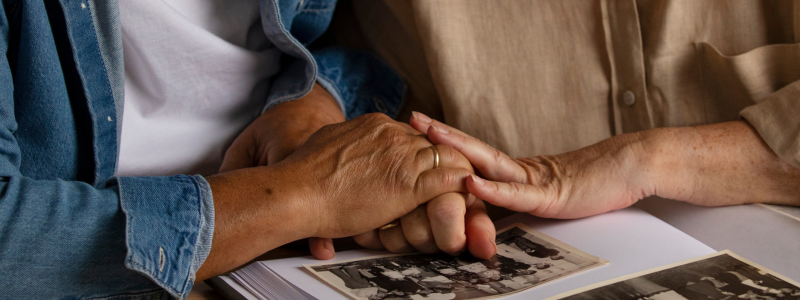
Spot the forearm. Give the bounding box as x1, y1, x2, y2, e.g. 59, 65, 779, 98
644, 120, 800, 206
196, 166, 315, 281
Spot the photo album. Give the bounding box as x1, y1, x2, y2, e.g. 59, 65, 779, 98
209, 209, 800, 300
305, 223, 607, 300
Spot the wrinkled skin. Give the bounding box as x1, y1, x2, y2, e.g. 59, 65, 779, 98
409, 112, 800, 220
220, 84, 495, 260
197, 111, 478, 280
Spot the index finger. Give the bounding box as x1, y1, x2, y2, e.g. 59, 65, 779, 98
411, 112, 527, 184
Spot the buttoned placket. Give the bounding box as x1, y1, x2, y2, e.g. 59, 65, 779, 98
600, 0, 654, 135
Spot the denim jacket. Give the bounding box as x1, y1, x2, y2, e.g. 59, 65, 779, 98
0, 0, 405, 299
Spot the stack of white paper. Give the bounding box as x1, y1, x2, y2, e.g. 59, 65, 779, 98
228, 261, 315, 300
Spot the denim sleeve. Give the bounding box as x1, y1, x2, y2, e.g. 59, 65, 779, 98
313, 47, 407, 120
0, 175, 213, 299
0, 7, 213, 299
259, 0, 406, 119
264, 46, 406, 120
116, 175, 215, 298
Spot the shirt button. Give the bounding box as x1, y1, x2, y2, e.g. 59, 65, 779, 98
622, 90, 636, 106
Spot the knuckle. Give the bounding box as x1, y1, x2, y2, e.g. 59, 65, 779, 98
437, 236, 466, 254
379, 230, 412, 253
395, 164, 417, 187
491, 148, 506, 164
384, 239, 410, 253
363, 112, 392, 122
438, 170, 460, 187
429, 199, 466, 222
508, 182, 526, 198
404, 229, 433, 246
439, 145, 471, 170
376, 124, 407, 145
353, 233, 382, 250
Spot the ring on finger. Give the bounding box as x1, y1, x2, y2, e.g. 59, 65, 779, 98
379, 220, 400, 230
429, 145, 439, 169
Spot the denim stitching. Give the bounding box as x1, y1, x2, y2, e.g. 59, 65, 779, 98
263, 0, 316, 105
178, 175, 205, 295
83, 289, 164, 300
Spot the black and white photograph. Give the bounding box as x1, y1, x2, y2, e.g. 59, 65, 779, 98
305, 223, 607, 300
553, 250, 800, 300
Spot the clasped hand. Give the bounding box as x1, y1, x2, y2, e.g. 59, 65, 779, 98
204, 87, 798, 281
218, 84, 496, 262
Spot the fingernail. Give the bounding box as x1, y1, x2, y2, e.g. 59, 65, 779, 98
486, 233, 498, 255
471, 174, 484, 185
412, 111, 432, 123
430, 123, 449, 134
324, 239, 335, 255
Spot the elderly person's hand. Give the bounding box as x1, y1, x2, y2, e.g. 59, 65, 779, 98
220, 83, 344, 173
410, 112, 800, 219
220, 83, 346, 260
198, 113, 477, 280
219, 85, 496, 260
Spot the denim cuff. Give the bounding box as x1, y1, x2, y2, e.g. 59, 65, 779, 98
262, 47, 407, 120
315, 76, 348, 119
117, 175, 214, 299
190, 175, 215, 282
261, 57, 315, 114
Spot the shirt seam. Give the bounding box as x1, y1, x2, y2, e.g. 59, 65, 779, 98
180, 175, 205, 294
264, 0, 317, 105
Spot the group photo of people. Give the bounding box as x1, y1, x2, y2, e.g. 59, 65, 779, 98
563, 253, 800, 300
309, 225, 604, 300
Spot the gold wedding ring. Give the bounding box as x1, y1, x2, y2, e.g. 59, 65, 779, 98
379, 220, 400, 230
430, 145, 439, 169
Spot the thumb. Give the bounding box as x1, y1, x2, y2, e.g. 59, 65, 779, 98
465, 199, 496, 260
266, 143, 302, 166
219, 136, 257, 173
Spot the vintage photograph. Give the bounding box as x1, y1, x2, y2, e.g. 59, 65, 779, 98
306, 223, 607, 300
553, 250, 800, 300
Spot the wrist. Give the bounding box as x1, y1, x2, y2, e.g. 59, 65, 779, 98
637, 127, 700, 202
205, 166, 318, 258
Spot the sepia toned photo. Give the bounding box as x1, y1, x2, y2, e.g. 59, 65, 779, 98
305, 223, 608, 300
551, 250, 800, 300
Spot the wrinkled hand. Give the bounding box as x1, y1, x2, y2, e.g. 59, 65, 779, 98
220, 84, 495, 260
409, 112, 657, 219
411, 112, 800, 219
200, 113, 475, 279
288, 112, 495, 259
220, 83, 345, 259
220, 83, 344, 172
277, 113, 478, 238
347, 115, 496, 259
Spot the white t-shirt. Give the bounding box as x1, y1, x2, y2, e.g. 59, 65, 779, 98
117, 0, 281, 177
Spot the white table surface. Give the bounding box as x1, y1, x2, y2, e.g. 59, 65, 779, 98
633, 197, 800, 281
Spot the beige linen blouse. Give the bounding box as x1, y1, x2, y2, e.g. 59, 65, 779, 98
342, 0, 800, 169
